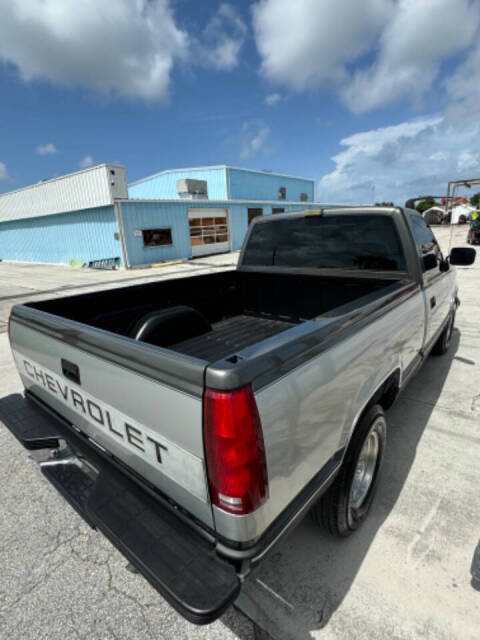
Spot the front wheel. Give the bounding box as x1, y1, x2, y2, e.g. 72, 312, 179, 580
311, 404, 386, 537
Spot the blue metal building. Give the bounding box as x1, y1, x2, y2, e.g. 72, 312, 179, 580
128, 165, 315, 202
0, 164, 322, 269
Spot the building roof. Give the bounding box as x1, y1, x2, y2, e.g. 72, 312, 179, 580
122, 197, 333, 206
128, 165, 315, 187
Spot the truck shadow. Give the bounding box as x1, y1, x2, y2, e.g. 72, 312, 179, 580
224, 330, 461, 640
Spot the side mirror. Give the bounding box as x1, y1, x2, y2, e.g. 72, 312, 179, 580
422, 253, 438, 271
449, 247, 476, 266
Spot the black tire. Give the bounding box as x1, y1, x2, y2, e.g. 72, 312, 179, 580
311, 404, 386, 537
432, 310, 455, 355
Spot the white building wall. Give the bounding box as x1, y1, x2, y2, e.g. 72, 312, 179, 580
0, 164, 127, 223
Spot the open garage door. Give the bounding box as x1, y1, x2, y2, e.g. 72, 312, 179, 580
188, 209, 230, 257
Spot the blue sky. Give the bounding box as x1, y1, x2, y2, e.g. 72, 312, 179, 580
0, 0, 479, 205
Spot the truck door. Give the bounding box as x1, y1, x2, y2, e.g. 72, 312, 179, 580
405, 211, 453, 348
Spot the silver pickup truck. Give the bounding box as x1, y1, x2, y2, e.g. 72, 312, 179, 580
6, 207, 475, 624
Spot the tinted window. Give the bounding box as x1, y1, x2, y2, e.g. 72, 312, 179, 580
243, 214, 406, 271
407, 213, 437, 250
406, 211, 443, 278
142, 228, 172, 247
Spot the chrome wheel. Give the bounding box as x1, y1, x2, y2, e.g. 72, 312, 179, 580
350, 424, 381, 510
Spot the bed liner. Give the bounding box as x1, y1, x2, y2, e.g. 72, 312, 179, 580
171, 314, 296, 361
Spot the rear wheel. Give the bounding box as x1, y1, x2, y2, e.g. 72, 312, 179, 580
432, 310, 455, 355
311, 404, 386, 537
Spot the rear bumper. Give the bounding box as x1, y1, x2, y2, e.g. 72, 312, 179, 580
4, 391, 240, 625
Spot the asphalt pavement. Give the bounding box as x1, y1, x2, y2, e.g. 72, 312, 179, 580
1, 226, 479, 640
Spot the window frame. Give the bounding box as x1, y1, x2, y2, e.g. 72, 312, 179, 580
405, 212, 444, 283
141, 227, 173, 248
241, 213, 408, 272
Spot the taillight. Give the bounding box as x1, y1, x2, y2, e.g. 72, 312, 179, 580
203, 385, 268, 515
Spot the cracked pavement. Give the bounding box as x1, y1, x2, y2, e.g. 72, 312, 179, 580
1, 226, 480, 639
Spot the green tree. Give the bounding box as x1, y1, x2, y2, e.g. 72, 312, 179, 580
416, 197, 440, 213
375, 201, 394, 207
470, 192, 480, 208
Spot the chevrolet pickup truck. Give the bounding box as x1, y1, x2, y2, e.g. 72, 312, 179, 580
6, 207, 475, 625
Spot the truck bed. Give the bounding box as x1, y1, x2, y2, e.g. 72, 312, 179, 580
24, 269, 401, 365
171, 314, 295, 361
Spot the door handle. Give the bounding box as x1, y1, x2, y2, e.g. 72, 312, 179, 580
430, 296, 436, 309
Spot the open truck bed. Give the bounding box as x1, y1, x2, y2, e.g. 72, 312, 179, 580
26, 270, 398, 364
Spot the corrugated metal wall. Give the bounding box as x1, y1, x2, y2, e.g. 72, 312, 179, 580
128, 168, 227, 200
0, 165, 126, 223
120, 201, 192, 266
227, 168, 314, 202
120, 200, 318, 266
0, 205, 121, 265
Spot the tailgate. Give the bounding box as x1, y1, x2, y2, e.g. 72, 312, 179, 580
3, 392, 240, 624
10, 306, 213, 527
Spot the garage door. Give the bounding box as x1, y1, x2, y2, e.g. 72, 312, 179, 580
188, 209, 230, 257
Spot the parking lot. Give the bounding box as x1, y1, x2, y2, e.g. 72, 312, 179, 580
1, 225, 479, 640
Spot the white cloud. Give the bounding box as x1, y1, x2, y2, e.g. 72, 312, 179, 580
342, 0, 480, 113
0, 0, 188, 102
36, 143, 57, 155
429, 152, 449, 162
265, 92, 281, 106
457, 151, 479, 172
196, 4, 247, 71
79, 155, 94, 169
0, 162, 11, 182
318, 114, 480, 204
252, 0, 480, 202
445, 40, 480, 120
252, 0, 394, 91
240, 122, 270, 159
252, 0, 480, 114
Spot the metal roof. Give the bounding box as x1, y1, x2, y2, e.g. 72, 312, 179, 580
0, 164, 127, 223
128, 165, 316, 187
121, 198, 340, 206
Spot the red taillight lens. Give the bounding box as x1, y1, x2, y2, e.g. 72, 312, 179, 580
203, 385, 268, 515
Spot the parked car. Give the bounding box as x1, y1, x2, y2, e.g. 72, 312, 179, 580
6, 206, 476, 625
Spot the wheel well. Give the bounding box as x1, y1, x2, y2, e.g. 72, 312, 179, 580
346, 369, 401, 450
365, 369, 401, 413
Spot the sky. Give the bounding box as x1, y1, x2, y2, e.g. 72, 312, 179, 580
0, 0, 479, 205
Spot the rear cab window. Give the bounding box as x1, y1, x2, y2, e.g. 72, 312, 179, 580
242, 213, 407, 272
